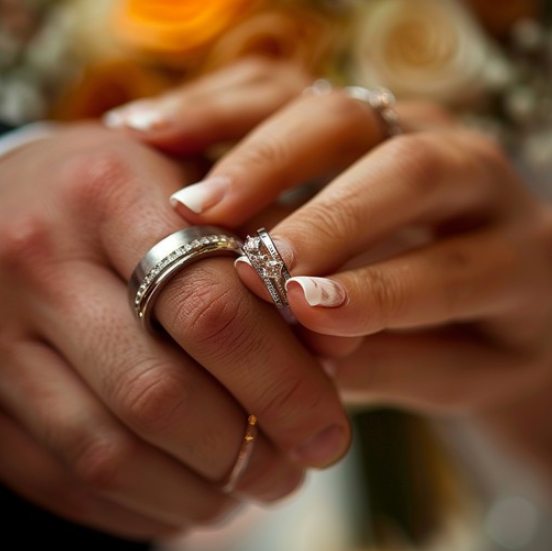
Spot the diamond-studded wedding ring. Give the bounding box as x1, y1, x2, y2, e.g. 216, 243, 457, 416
128, 226, 243, 332
344, 85, 402, 137
242, 228, 291, 309
304, 78, 402, 138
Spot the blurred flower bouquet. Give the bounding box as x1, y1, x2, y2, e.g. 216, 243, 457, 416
2, 1, 551, 550
2, 0, 552, 184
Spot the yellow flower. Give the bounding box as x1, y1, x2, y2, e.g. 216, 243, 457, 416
112, 0, 262, 64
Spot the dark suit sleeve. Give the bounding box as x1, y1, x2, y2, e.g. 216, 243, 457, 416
0, 121, 16, 135
0, 483, 154, 549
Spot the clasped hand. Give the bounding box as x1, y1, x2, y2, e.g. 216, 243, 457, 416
0, 106, 350, 538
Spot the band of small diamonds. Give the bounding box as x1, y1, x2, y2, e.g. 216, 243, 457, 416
242, 228, 291, 309
128, 226, 243, 331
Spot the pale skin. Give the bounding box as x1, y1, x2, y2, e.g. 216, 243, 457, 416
108, 57, 552, 484
0, 112, 354, 538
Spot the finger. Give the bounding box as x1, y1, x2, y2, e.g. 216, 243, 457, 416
284, 228, 527, 337
331, 329, 552, 413
236, 131, 527, 304
104, 57, 311, 154
239, 201, 365, 359
294, 327, 364, 358
0, 335, 233, 526
154, 259, 351, 468
168, 88, 390, 226
30, 263, 304, 503
0, 411, 179, 540
31, 128, 352, 469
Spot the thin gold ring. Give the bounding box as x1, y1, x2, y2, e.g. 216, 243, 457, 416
221, 415, 258, 493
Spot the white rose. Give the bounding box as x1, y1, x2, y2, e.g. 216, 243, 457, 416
348, 0, 512, 106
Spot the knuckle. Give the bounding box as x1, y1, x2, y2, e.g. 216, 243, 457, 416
0, 214, 53, 275
166, 265, 254, 357
234, 133, 291, 171
60, 145, 136, 218
64, 428, 133, 491
363, 267, 406, 330
111, 360, 193, 436
289, 199, 357, 252
383, 133, 446, 196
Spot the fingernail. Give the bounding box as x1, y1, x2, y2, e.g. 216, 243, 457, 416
234, 255, 252, 269
285, 276, 347, 308
291, 425, 347, 466
170, 176, 230, 215
318, 357, 338, 378
103, 99, 173, 132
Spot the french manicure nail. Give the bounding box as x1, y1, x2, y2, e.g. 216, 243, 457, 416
103, 100, 173, 132
285, 276, 347, 308
170, 176, 230, 214
290, 425, 347, 466
234, 255, 252, 269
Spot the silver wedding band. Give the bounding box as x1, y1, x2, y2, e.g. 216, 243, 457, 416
128, 225, 243, 332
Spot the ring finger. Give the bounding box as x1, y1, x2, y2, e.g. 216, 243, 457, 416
30, 262, 305, 503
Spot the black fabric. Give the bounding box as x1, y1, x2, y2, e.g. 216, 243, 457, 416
0, 482, 153, 550
0, 121, 16, 136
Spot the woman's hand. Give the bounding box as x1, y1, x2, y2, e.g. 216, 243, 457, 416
0, 123, 352, 539
103, 56, 314, 156
157, 80, 552, 415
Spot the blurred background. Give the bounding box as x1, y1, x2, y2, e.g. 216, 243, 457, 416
3, 1, 552, 549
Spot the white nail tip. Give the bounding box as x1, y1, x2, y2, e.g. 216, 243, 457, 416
125, 110, 166, 131
234, 256, 252, 268
170, 184, 212, 214
286, 277, 346, 308
102, 103, 167, 131
170, 177, 229, 214
102, 110, 125, 128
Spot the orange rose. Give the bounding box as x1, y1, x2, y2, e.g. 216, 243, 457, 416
112, 0, 262, 64
200, 5, 342, 76
49, 59, 174, 120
